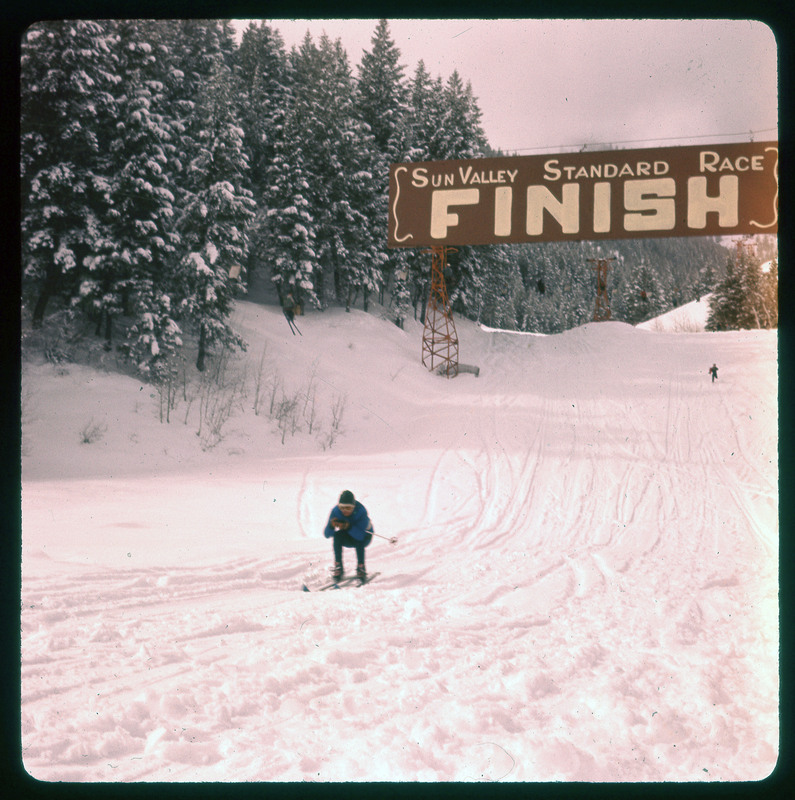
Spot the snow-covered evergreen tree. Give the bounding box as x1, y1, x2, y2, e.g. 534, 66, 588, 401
761, 257, 778, 329
392, 61, 441, 321
234, 21, 289, 192
355, 20, 411, 311
619, 259, 667, 324
76, 20, 184, 370
265, 134, 319, 308
234, 22, 291, 290
431, 71, 489, 320
434, 70, 488, 160
477, 245, 523, 329
280, 33, 385, 309
161, 20, 238, 213
356, 20, 409, 154
20, 20, 120, 327
176, 58, 255, 370
707, 254, 745, 331
708, 245, 778, 331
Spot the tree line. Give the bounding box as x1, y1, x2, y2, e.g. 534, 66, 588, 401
20, 19, 776, 378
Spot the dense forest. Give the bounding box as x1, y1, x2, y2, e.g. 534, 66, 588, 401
20, 19, 777, 378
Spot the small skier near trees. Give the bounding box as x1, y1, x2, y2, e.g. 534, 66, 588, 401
324, 490, 374, 581
282, 291, 301, 335
709, 363, 719, 382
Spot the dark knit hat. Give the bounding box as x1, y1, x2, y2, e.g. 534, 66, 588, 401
339, 490, 355, 505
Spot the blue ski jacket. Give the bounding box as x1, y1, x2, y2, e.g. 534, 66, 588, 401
324, 501, 373, 542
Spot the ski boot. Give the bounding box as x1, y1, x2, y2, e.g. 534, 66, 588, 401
356, 564, 367, 583
331, 562, 344, 582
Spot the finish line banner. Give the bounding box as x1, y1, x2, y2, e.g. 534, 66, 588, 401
388, 141, 778, 247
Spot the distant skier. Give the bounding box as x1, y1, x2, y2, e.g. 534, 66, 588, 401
324, 490, 374, 581
709, 363, 719, 382
282, 291, 301, 335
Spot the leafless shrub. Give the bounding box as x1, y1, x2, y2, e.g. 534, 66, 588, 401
302, 359, 320, 434
303, 386, 318, 434
274, 388, 303, 444
194, 350, 246, 450
320, 392, 348, 450
154, 361, 182, 424
268, 373, 283, 417
671, 316, 703, 333
80, 417, 107, 444
252, 345, 270, 416
44, 343, 72, 365
330, 392, 347, 433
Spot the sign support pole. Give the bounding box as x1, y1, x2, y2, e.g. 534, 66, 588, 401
587, 257, 616, 322
422, 246, 459, 377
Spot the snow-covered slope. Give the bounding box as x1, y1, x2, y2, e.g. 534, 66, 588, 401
636, 294, 711, 332
20, 301, 778, 781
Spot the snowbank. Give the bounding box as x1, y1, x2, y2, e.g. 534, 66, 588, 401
637, 295, 712, 333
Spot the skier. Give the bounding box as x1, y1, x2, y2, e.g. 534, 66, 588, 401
324, 490, 374, 581
282, 291, 301, 335
709, 363, 719, 382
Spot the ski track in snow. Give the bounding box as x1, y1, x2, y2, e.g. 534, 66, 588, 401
20, 304, 778, 782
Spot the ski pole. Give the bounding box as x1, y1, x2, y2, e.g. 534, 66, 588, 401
372, 531, 398, 546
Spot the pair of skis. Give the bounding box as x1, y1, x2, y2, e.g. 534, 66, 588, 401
302, 572, 380, 592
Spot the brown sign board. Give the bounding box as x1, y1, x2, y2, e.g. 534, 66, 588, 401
388, 141, 778, 248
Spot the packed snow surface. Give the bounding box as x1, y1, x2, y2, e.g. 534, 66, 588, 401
21, 301, 778, 782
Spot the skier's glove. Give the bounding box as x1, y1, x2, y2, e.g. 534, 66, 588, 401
331, 519, 349, 531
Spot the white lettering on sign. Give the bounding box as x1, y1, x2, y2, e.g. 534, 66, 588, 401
425, 175, 746, 239
391, 142, 777, 245
459, 166, 519, 185
430, 189, 480, 239
494, 186, 512, 236
687, 176, 739, 228
544, 159, 670, 181
699, 151, 765, 173
411, 167, 427, 187
593, 182, 611, 233
526, 184, 581, 235
623, 178, 676, 232
413, 165, 521, 189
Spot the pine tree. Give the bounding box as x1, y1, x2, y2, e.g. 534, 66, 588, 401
20, 20, 120, 326
761, 257, 778, 328
707, 254, 745, 331
233, 22, 291, 290
162, 20, 238, 212
356, 20, 408, 153
281, 33, 385, 309
76, 20, 184, 368
431, 71, 490, 320
355, 20, 410, 309
620, 259, 667, 324
405, 60, 437, 161
176, 57, 256, 370
234, 21, 289, 191
477, 245, 523, 329
739, 251, 767, 329
265, 132, 319, 309
393, 61, 440, 322
707, 244, 777, 331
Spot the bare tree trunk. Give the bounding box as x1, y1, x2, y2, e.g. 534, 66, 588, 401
196, 324, 207, 372
32, 268, 61, 328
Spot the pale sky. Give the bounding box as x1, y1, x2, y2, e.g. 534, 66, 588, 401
233, 18, 778, 155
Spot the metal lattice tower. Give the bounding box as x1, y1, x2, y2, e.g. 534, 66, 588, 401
422, 246, 459, 377
587, 257, 616, 321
